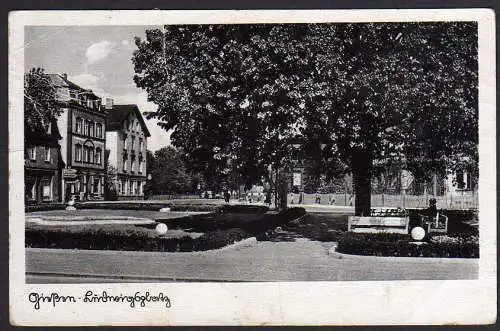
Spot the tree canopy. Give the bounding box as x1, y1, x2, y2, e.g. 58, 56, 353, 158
133, 22, 477, 214
149, 146, 194, 195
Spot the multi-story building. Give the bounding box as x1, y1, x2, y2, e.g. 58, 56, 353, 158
105, 103, 150, 199
49, 73, 108, 201
24, 118, 64, 204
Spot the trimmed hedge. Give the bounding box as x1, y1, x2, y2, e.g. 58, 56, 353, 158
25, 203, 66, 212
73, 202, 220, 212
25, 223, 252, 252
336, 232, 479, 258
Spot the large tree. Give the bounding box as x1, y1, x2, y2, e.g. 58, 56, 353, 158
132, 23, 477, 214
299, 23, 477, 215
133, 25, 312, 208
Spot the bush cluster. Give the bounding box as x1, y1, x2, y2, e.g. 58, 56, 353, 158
336, 232, 479, 258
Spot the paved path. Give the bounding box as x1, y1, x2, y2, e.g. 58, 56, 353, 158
26, 240, 478, 283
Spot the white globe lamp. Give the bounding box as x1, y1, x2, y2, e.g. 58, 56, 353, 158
411, 226, 426, 241
155, 223, 168, 235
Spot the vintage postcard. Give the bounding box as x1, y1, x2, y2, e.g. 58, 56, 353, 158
9, 9, 496, 325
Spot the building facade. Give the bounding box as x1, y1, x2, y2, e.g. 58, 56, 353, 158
106, 104, 150, 199
24, 119, 64, 204
50, 73, 107, 201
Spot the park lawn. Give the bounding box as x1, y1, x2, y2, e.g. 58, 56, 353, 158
259, 212, 349, 242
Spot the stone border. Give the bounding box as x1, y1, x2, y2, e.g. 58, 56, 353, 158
328, 243, 479, 263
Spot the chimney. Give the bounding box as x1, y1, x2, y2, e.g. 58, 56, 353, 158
61, 73, 67, 80
105, 98, 114, 110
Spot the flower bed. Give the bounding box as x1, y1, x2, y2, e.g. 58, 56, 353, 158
336, 232, 479, 258
25, 207, 305, 252
258, 212, 347, 242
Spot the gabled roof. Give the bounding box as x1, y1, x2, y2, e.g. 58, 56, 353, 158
105, 104, 151, 137
47, 73, 100, 99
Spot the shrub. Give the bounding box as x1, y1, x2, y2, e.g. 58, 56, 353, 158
336, 232, 479, 258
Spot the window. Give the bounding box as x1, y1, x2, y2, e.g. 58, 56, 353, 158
28, 146, 36, 160
89, 175, 94, 193
96, 123, 102, 138
75, 144, 82, 162
75, 117, 82, 133
139, 139, 143, 152
83, 120, 89, 136
123, 136, 128, 149
89, 122, 95, 137
94, 177, 100, 194
138, 160, 143, 173
89, 148, 94, 163
44, 147, 51, 162
131, 136, 135, 150
83, 146, 88, 163
82, 175, 87, 193
95, 148, 102, 165
123, 159, 128, 172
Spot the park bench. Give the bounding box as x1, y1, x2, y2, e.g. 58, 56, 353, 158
348, 207, 410, 234
420, 212, 448, 234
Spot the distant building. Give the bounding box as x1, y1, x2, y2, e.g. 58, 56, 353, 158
24, 118, 64, 204
105, 104, 150, 199
50, 73, 107, 201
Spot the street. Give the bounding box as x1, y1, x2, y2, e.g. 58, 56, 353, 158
26, 240, 478, 283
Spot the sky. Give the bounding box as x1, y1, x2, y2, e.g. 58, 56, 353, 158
25, 25, 170, 152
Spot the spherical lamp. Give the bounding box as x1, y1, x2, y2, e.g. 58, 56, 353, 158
155, 223, 168, 235
411, 226, 426, 241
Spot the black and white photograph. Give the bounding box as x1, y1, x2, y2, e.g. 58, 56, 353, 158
9, 9, 496, 326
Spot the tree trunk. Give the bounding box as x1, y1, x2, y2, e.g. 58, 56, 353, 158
274, 168, 288, 211
352, 149, 372, 216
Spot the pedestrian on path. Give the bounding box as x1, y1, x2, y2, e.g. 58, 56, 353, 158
315, 191, 321, 204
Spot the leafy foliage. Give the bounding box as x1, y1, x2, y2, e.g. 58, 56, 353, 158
149, 146, 194, 194
132, 23, 478, 215
24, 68, 61, 136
